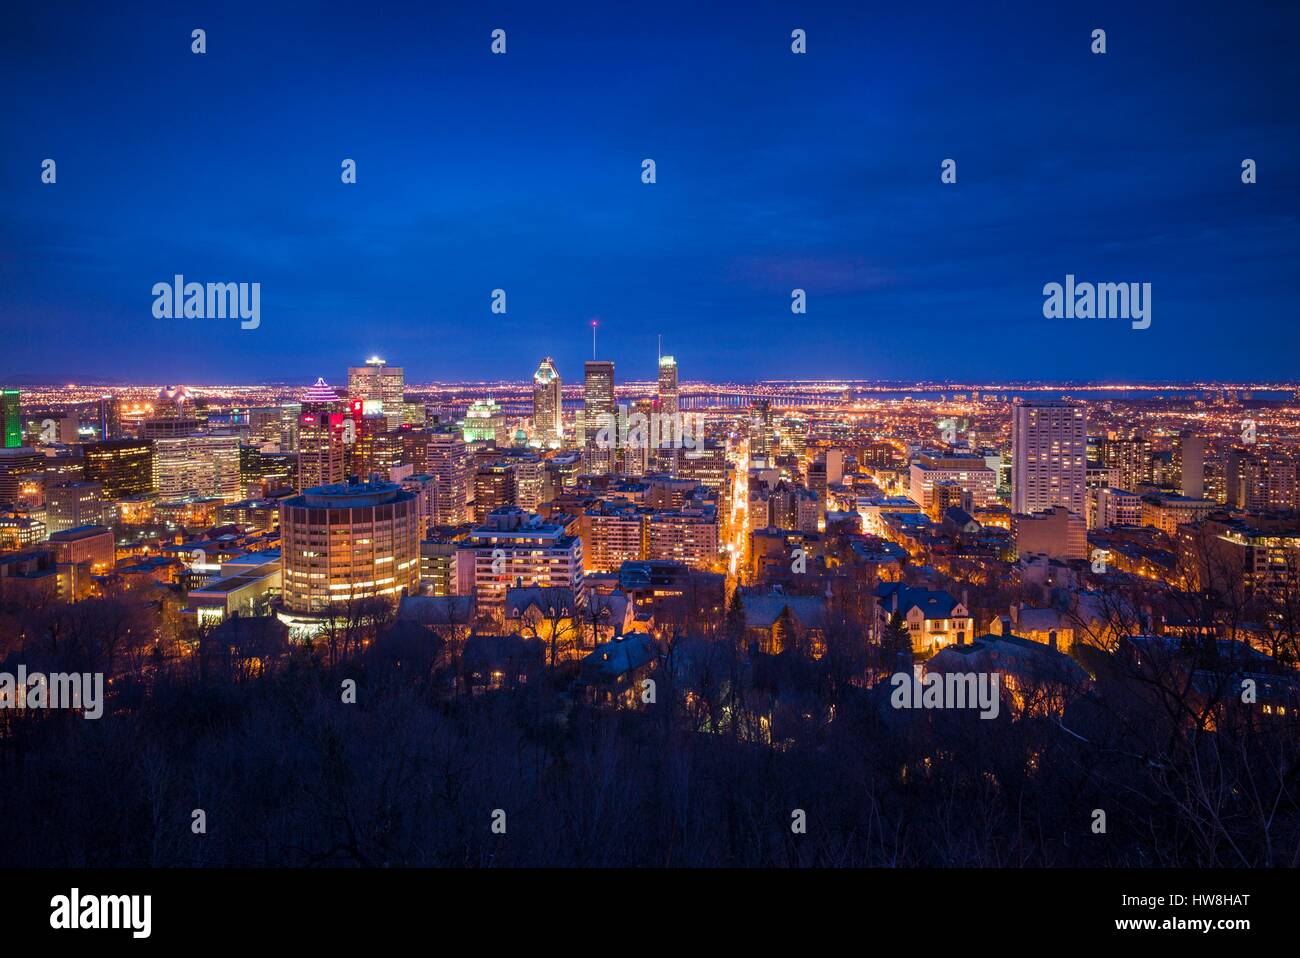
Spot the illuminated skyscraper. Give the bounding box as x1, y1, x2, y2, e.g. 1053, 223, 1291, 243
427, 427, 470, 524
655, 354, 680, 475
348, 357, 406, 431
83, 439, 154, 499
97, 394, 119, 442
532, 357, 563, 447
748, 400, 774, 459
1011, 400, 1087, 516
0, 447, 43, 504
2, 389, 21, 449
462, 398, 505, 445
584, 360, 616, 473
298, 378, 346, 490
153, 434, 242, 502
657, 355, 679, 417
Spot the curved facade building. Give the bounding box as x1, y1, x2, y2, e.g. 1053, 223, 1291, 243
280, 480, 421, 614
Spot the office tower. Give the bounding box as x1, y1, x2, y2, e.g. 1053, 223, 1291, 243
462, 398, 506, 445
344, 398, 387, 479
247, 406, 283, 450
427, 427, 470, 525
653, 355, 680, 475
97, 394, 119, 442
532, 357, 563, 447
1175, 432, 1205, 499
657, 355, 679, 417
279, 402, 302, 454
472, 463, 516, 523
152, 433, 241, 502
623, 398, 655, 478
141, 416, 202, 439
748, 400, 774, 459
456, 507, 584, 614
279, 479, 421, 614
511, 456, 545, 511
83, 439, 154, 499
678, 440, 727, 493
583, 360, 616, 473
45, 481, 107, 533
298, 378, 346, 491
2, 389, 21, 449
1099, 435, 1153, 491
348, 357, 406, 431
0, 447, 44, 504
1011, 400, 1087, 516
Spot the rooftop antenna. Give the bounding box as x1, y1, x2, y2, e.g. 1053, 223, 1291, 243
658, 333, 662, 365
591, 320, 598, 360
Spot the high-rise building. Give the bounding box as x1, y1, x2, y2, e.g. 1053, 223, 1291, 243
532, 357, 563, 447
748, 400, 774, 459
653, 354, 681, 475
646, 504, 720, 569
657, 355, 679, 417
279, 401, 302, 454
1227, 450, 1298, 513
582, 503, 647, 572
45, 481, 107, 533
2, 389, 21, 449
462, 398, 506, 446
1175, 432, 1205, 499
1100, 435, 1153, 491
0, 447, 44, 504
279, 479, 422, 614
247, 406, 283, 450
298, 378, 346, 491
427, 428, 470, 525
678, 440, 727, 493
153, 434, 241, 502
583, 360, 616, 473
97, 394, 119, 442
456, 507, 584, 614
1011, 400, 1087, 516
343, 398, 388, 479
472, 463, 516, 523
348, 357, 406, 431
83, 439, 154, 499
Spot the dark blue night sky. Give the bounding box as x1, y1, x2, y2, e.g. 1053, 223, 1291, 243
2, 1, 1298, 385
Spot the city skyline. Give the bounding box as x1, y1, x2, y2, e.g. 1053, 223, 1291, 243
2, 0, 1298, 918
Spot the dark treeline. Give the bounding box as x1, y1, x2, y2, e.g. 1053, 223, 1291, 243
1, 633, 1297, 867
